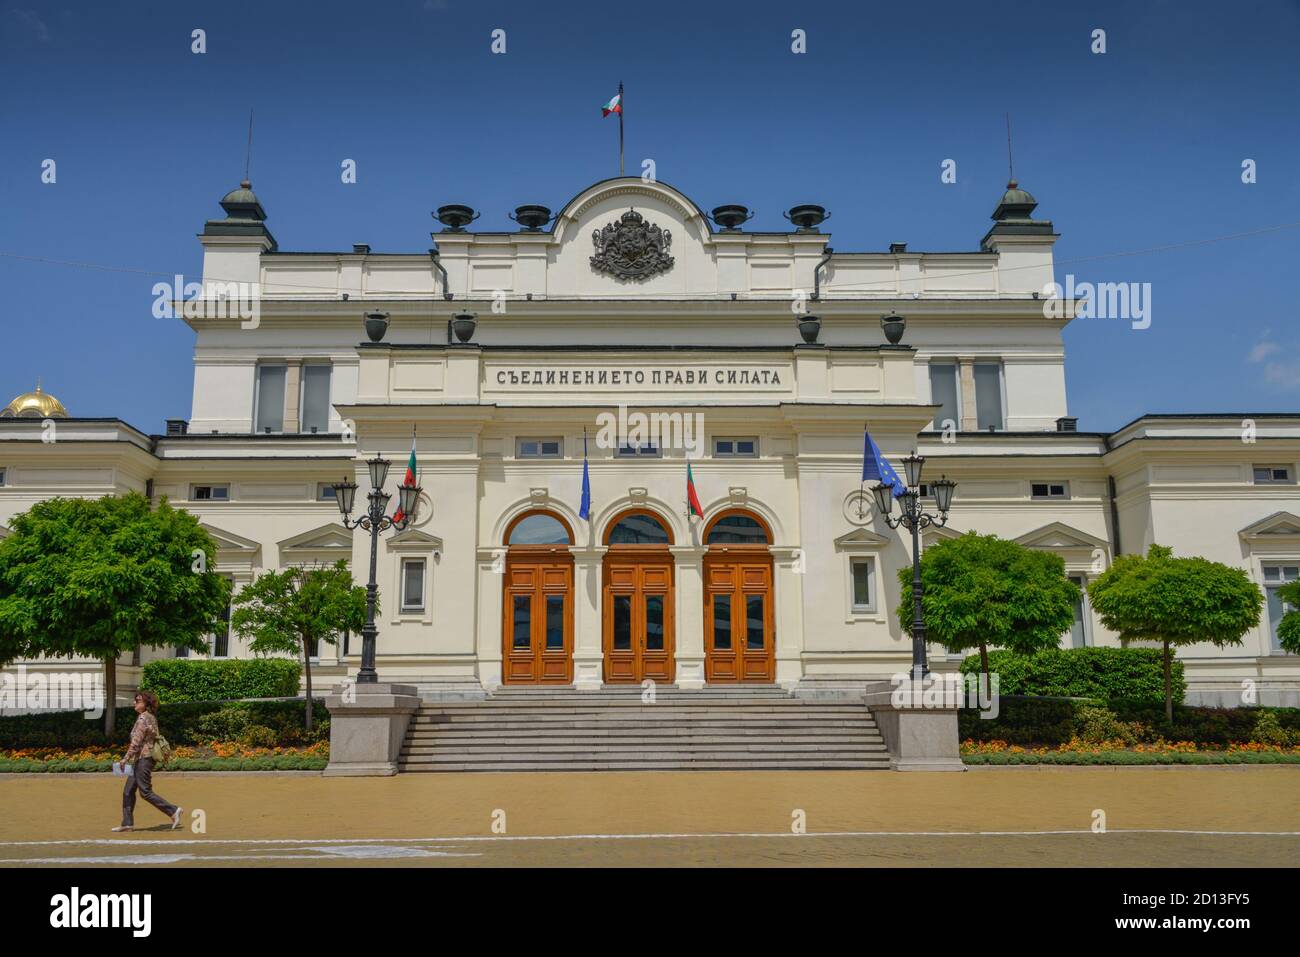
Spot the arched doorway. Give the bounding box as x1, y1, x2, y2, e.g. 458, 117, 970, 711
602, 509, 675, 683
502, 510, 574, 684
703, 510, 774, 683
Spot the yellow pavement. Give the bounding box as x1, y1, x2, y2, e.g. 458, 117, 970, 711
1, 766, 1297, 866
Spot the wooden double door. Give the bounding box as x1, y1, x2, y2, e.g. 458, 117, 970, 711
602, 552, 675, 683
502, 554, 573, 684
703, 553, 775, 682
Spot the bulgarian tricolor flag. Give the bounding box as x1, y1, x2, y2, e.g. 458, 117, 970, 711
392, 437, 417, 522
686, 462, 704, 519
601, 92, 622, 117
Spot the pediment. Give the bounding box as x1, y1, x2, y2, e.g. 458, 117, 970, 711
278, 523, 354, 553
1240, 511, 1300, 540
387, 527, 444, 553
834, 528, 891, 549
1015, 522, 1110, 551
0, 525, 9, 540
921, 524, 963, 546
200, 523, 260, 554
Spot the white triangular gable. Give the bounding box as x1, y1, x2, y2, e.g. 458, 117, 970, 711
200, 523, 260, 554
1015, 522, 1110, 551
1240, 511, 1300, 541
278, 523, 354, 553
387, 527, 444, 554
833, 527, 891, 550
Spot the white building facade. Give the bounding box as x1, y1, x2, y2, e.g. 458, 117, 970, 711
2, 175, 1298, 706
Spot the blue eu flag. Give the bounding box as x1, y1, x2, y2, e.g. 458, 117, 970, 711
579, 431, 592, 520
862, 430, 905, 497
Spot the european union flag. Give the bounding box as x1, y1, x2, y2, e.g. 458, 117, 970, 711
862, 430, 905, 497
579, 430, 592, 520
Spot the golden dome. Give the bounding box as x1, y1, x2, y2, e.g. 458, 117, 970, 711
2, 382, 69, 418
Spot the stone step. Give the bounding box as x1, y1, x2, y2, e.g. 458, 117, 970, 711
399, 759, 891, 772
402, 736, 887, 751
411, 705, 871, 718
401, 749, 887, 762
406, 728, 883, 741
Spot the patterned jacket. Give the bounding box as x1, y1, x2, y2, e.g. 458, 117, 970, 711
124, 711, 160, 764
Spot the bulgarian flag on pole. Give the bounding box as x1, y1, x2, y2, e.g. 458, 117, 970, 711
686, 462, 704, 519
392, 436, 417, 523
601, 92, 622, 116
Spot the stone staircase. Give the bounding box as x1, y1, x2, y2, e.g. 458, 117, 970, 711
398, 685, 891, 771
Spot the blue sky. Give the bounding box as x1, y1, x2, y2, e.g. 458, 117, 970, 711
1, 0, 1297, 432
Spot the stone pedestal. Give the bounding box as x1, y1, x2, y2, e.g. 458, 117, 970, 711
323, 682, 421, 776
864, 678, 966, 772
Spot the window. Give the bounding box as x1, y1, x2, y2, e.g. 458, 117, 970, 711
1068, 575, 1088, 648
401, 558, 426, 612
607, 512, 671, 545
175, 645, 189, 658
516, 437, 563, 458
1263, 564, 1299, 653
317, 483, 337, 502
212, 582, 233, 658
706, 513, 769, 545
300, 364, 332, 434
617, 441, 660, 457
0, 469, 5, 486
974, 362, 1004, 431
1031, 482, 1069, 500
928, 362, 959, 431
850, 558, 875, 613
714, 437, 758, 458
507, 512, 572, 546
1253, 465, 1294, 485
254, 365, 287, 433
191, 484, 230, 501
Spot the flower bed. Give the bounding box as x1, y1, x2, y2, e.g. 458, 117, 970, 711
961, 738, 1300, 765
0, 740, 328, 772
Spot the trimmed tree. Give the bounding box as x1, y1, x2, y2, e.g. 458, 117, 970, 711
898, 531, 1080, 695
0, 493, 231, 735
1087, 545, 1263, 722
229, 560, 366, 730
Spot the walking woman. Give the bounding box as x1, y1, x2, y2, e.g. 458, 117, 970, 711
112, 690, 182, 832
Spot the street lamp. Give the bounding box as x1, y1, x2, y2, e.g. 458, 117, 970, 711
871, 453, 957, 678
332, 457, 422, 684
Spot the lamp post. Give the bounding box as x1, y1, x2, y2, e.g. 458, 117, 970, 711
332, 457, 422, 684
871, 453, 956, 678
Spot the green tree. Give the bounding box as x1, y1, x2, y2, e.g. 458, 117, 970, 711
1087, 545, 1263, 722
229, 561, 366, 730
0, 493, 231, 735
898, 532, 1080, 695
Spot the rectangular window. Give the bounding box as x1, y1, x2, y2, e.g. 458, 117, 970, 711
516, 437, 563, 459
0, 469, 6, 487
1031, 482, 1069, 500
212, 579, 233, 658
512, 595, 531, 649
317, 483, 337, 502
254, 365, 286, 433
713, 594, 732, 650
1068, 575, 1088, 648
401, 558, 426, 612
714, 437, 758, 458
545, 595, 564, 650
974, 362, 1004, 431
928, 363, 959, 431
300, 364, 332, 434
612, 595, 632, 650
191, 484, 230, 501
850, 558, 875, 612
645, 595, 665, 650
617, 441, 660, 457
1253, 465, 1294, 485
746, 595, 765, 649
1264, 564, 1300, 653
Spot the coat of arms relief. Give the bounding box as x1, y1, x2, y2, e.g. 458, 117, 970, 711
590, 208, 674, 281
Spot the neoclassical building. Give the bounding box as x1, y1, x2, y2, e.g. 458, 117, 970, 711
2, 175, 1298, 706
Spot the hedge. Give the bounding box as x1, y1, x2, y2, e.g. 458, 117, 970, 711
0, 699, 326, 750
140, 658, 302, 702
960, 696, 1300, 747
959, 646, 1184, 704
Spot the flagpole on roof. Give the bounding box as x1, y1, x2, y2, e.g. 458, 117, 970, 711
618, 80, 624, 177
